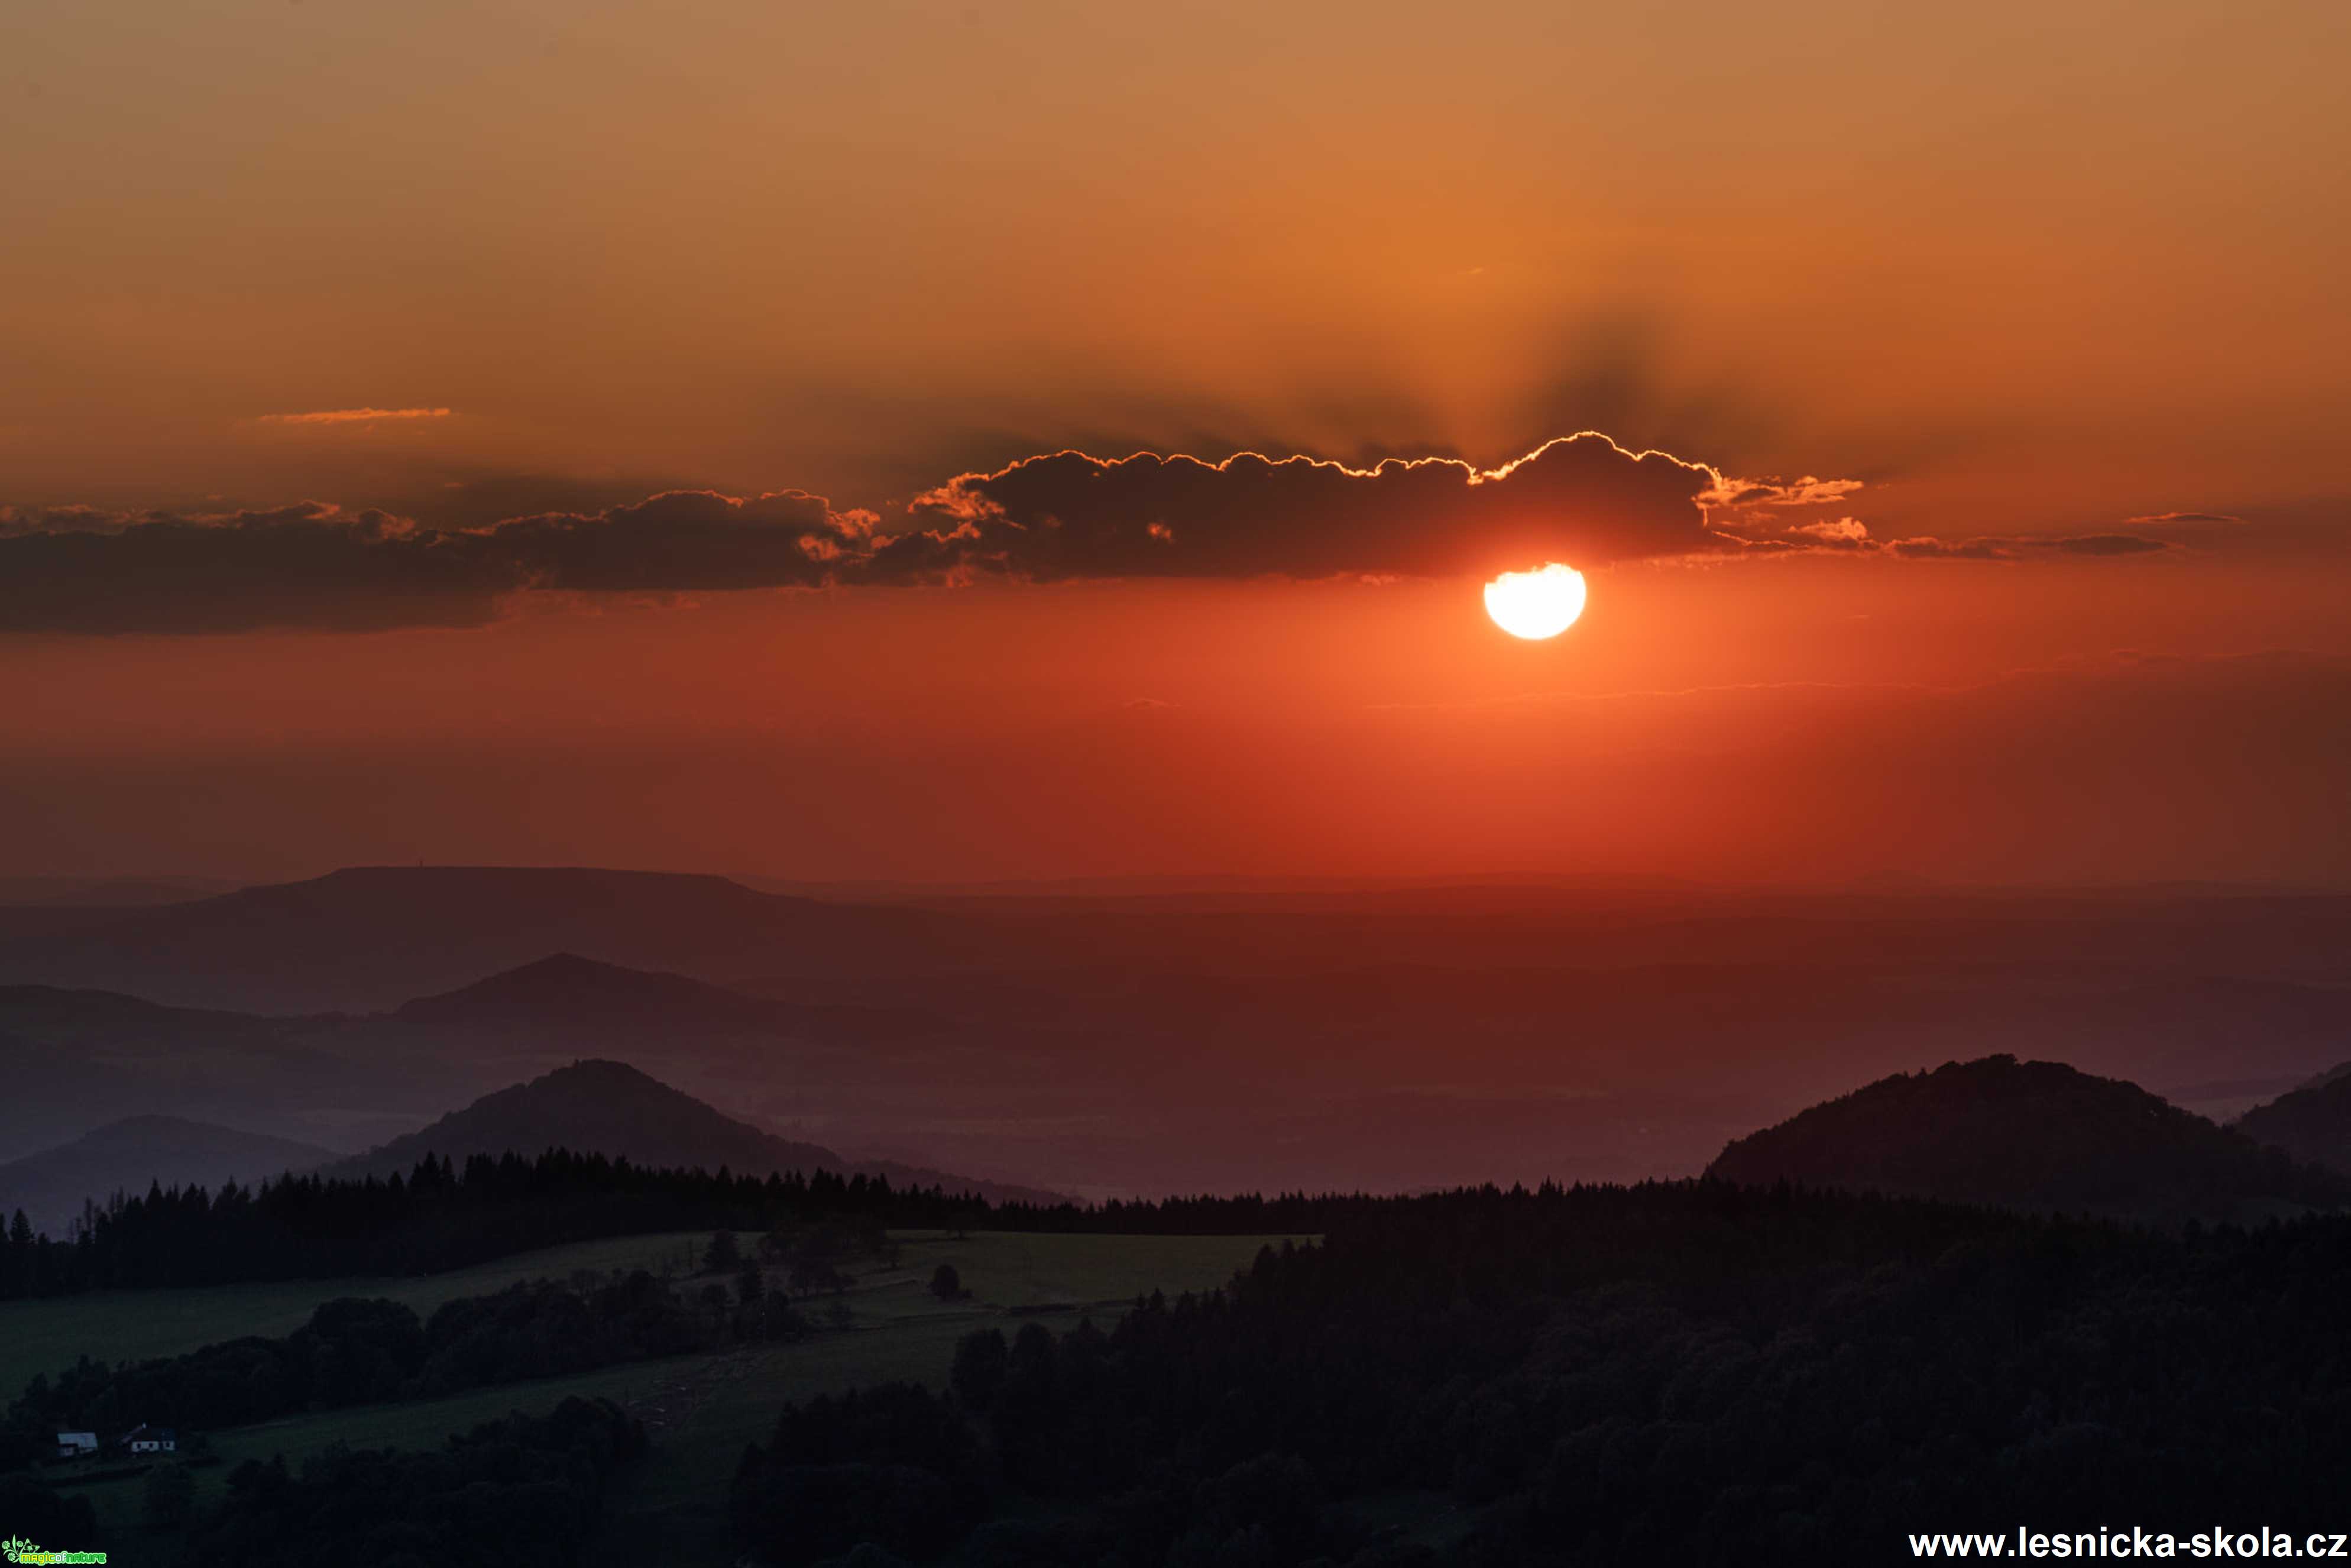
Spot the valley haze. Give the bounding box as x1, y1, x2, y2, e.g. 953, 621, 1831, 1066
5, 865, 2349, 1210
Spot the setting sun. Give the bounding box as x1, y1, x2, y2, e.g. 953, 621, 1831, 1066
3, 7, 2347, 1557
1483, 562, 1588, 640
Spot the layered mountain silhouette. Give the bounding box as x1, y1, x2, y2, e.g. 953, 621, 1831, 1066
0, 986, 390, 1164
1706, 1055, 2351, 1220
0, 866, 964, 1013
0, 983, 314, 1060
390, 952, 942, 1042
0, 957, 948, 1164
7, 869, 2351, 1197
394, 953, 785, 1029
7, 866, 2350, 1025
2236, 1068, 2351, 1175
0, 1115, 336, 1236
325, 1059, 1066, 1206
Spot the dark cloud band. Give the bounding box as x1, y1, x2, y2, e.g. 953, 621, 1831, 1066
873, 436, 1721, 584
0, 435, 2178, 634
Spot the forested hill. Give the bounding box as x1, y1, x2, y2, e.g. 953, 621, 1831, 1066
734, 1183, 2351, 1566
2236, 1067, 2351, 1175
323, 1060, 846, 1183
321, 1058, 1064, 1207
1706, 1054, 2351, 1219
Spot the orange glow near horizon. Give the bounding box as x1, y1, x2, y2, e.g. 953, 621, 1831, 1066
1484, 563, 1587, 640
1, 1, 2347, 890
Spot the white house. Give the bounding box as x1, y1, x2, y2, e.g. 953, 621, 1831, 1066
119, 1424, 176, 1454
54, 1431, 98, 1460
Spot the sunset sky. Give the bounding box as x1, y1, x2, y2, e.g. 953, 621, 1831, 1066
5, 0, 2347, 887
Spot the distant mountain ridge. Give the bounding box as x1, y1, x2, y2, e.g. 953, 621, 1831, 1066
0, 865, 961, 1013
1706, 1055, 2351, 1221
0, 1115, 338, 1236
0, 981, 277, 1035
393, 953, 782, 1028
6, 863, 2350, 1021
390, 951, 943, 1042
325, 1059, 1065, 1206
7, 867, 2351, 1198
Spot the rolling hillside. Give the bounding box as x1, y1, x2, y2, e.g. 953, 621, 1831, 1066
1706, 1054, 2351, 1220
325, 1059, 1064, 1206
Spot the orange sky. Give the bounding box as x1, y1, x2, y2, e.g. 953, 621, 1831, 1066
2, 1, 2346, 885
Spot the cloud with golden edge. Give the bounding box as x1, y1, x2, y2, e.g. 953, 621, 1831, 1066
254, 408, 454, 425
0, 435, 2191, 635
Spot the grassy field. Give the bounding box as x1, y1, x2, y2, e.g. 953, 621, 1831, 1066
586, 1229, 1306, 1566
0, 1230, 704, 1398
34, 1229, 1300, 1563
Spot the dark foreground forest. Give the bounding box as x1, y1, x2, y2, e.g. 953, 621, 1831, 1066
734, 1183, 2351, 1566
14, 1181, 2351, 1565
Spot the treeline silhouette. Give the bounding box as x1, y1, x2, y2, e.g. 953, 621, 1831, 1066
734, 1181, 2351, 1566
0, 1216, 947, 1465
183, 1396, 645, 1568
1, 1271, 760, 1466
0, 1468, 100, 1556
0, 1149, 1369, 1298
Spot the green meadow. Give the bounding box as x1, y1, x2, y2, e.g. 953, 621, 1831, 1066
0, 1230, 705, 1399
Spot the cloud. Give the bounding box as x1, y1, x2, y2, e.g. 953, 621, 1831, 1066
0, 435, 2194, 634
254, 407, 454, 425
1789, 516, 1873, 547
1884, 532, 2172, 562
2050, 533, 2169, 557
861, 435, 1729, 585
1888, 536, 2013, 561
2117, 511, 2250, 548
2128, 511, 2242, 528
0, 491, 875, 633
481, 490, 876, 592
0, 503, 497, 634
1702, 476, 1867, 510
0, 503, 130, 538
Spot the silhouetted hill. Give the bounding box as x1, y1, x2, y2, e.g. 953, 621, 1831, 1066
327, 1059, 837, 1177
7, 869, 2351, 1019
326, 1060, 1064, 1205
7, 874, 2351, 1197
0, 983, 460, 1162
0, 1115, 335, 1235
0, 982, 276, 1039
393, 953, 781, 1029
2237, 1070, 2351, 1175
0, 866, 964, 1012
1706, 1055, 2351, 1220
388, 952, 943, 1042
2290, 1059, 2351, 1094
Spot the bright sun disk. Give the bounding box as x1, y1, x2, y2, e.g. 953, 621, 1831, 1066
1483, 562, 1587, 640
